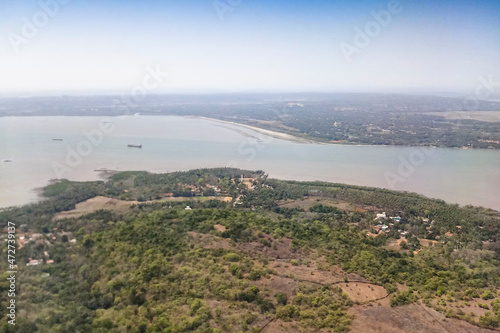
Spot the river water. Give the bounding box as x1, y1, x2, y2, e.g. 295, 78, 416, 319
0, 116, 499, 210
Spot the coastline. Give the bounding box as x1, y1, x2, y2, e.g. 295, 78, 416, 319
193, 116, 314, 143
192, 116, 473, 150
3, 163, 500, 212
1, 114, 496, 149
1, 116, 498, 210
12, 168, 500, 215
194, 116, 389, 148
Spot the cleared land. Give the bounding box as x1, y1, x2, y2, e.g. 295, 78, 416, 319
188, 232, 389, 304
349, 302, 497, 333
428, 111, 500, 122
53, 195, 232, 220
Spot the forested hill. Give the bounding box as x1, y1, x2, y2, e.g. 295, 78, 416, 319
1, 168, 500, 332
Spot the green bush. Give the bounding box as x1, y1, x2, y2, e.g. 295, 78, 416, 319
482, 291, 495, 300
275, 292, 288, 305
276, 305, 299, 321
479, 303, 490, 310
479, 312, 499, 328
390, 291, 417, 307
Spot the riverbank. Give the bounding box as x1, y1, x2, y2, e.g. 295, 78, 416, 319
196, 116, 497, 150
1, 116, 499, 211
193, 117, 314, 143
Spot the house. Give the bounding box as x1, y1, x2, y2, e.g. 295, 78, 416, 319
18, 236, 28, 249
26, 258, 42, 266
381, 225, 390, 232
376, 212, 387, 220
185, 206, 192, 210
30, 233, 44, 240
391, 216, 402, 222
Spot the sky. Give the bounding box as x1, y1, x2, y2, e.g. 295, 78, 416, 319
0, 0, 499, 96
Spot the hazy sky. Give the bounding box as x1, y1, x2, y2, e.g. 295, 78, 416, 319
0, 0, 499, 95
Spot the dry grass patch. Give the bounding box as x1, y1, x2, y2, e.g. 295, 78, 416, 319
54, 196, 134, 220
349, 302, 496, 333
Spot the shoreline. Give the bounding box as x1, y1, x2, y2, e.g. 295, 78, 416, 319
194, 116, 402, 148
193, 116, 314, 143
194, 116, 484, 150
1, 114, 497, 150
3, 165, 498, 213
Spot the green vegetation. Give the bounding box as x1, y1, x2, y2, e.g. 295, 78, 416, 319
390, 290, 417, 307
4, 93, 500, 149
1, 168, 500, 332
43, 179, 73, 197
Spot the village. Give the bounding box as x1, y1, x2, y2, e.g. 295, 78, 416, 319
1, 225, 76, 269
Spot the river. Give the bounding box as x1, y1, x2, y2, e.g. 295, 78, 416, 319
1, 116, 499, 210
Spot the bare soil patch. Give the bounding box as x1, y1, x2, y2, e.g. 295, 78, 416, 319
419, 238, 439, 247
429, 297, 493, 319
383, 238, 406, 252
54, 195, 231, 220
261, 319, 302, 333
54, 196, 134, 220
340, 282, 388, 304
189, 232, 388, 304
214, 224, 226, 232
426, 111, 500, 123
254, 274, 299, 298
349, 302, 497, 333
187, 232, 303, 260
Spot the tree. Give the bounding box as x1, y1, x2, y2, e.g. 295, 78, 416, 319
275, 292, 288, 305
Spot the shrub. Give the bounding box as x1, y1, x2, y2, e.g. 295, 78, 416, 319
276, 305, 299, 321
275, 292, 288, 305
481, 291, 495, 300
390, 291, 417, 307
249, 270, 261, 280
479, 312, 499, 328
225, 253, 241, 262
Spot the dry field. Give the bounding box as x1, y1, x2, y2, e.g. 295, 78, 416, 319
349, 302, 497, 333
53, 195, 232, 220
188, 231, 499, 332
189, 232, 389, 305
426, 111, 500, 122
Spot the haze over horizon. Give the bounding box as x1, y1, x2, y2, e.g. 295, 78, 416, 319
0, 0, 499, 96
